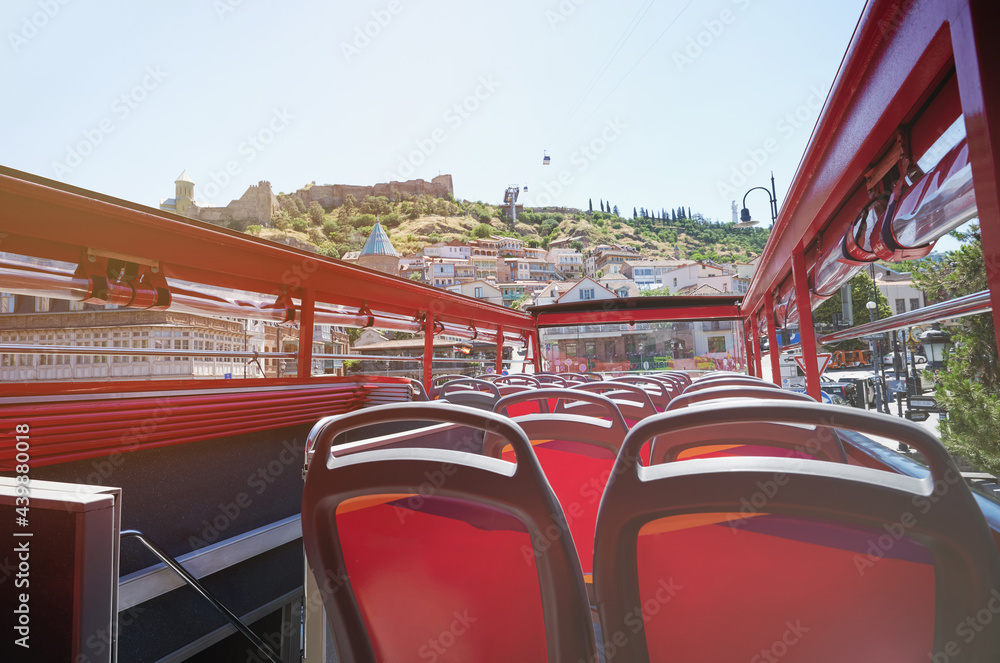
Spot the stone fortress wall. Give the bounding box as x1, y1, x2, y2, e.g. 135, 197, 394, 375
164, 174, 453, 228
193, 181, 280, 225
293, 174, 453, 209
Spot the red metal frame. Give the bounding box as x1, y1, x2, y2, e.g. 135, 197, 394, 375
792, 248, 821, 401
742, 0, 1000, 360
952, 1, 1000, 344
765, 292, 781, 386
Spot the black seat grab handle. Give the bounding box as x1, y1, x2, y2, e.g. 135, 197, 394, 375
306, 401, 537, 471
494, 388, 629, 436
623, 401, 960, 488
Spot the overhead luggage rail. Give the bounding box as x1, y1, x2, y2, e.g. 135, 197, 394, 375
594, 401, 1000, 662
302, 402, 597, 663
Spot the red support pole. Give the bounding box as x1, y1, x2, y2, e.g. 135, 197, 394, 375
423, 312, 434, 391
953, 0, 1000, 360
296, 289, 315, 379
495, 325, 504, 375
765, 292, 781, 386
532, 329, 543, 373
753, 312, 764, 378
792, 248, 821, 401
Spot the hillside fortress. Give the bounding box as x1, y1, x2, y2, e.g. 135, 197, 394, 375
160, 172, 454, 227
292, 174, 453, 209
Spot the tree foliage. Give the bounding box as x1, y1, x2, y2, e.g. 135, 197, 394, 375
911, 225, 1000, 474
814, 271, 891, 351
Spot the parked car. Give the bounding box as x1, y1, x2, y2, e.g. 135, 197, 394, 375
819, 374, 858, 406
882, 352, 927, 366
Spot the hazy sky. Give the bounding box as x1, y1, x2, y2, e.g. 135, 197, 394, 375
6, 0, 904, 241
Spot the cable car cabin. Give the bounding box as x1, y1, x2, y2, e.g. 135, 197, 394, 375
3, 0, 1000, 661
543, 153, 551, 165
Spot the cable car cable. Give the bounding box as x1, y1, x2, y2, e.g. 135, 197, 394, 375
544, 0, 657, 149
565, 0, 695, 142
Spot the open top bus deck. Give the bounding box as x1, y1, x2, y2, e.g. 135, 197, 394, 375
3, 0, 1000, 660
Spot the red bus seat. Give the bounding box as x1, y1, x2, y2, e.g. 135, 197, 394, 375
608, 375, 675, 411
683, 376, 782, 393
493, 389, 629, 581
427, 374, 471, 399
570, 381, 658, 425
302, 402, 597, 663
594, 402, 1000, 663
437, 377, 501, 411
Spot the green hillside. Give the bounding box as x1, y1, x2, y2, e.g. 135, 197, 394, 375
240, 192, 770, 263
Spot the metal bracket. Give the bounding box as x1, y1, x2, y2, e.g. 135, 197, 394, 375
864, 129, 910, 195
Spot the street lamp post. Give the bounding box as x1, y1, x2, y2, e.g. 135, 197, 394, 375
866, 300, 884, 414
740, 171, 779, 226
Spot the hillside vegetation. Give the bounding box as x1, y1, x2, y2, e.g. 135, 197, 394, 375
240, 192, 769, 262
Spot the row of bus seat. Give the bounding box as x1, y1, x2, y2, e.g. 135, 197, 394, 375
301, 371, 1000, 662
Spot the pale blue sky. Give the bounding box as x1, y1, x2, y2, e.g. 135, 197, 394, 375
5, 0, 914, 243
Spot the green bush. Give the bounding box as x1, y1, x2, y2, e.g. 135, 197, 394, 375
471, 223, 493, 238
322, 219, 339, 239
308, 201, 325, 226
246, 225, 262, 236
347, 214, 377, 229
317, 243, 340, 259
291, 218, 309, 232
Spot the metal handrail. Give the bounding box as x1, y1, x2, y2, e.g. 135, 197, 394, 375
817, 290, 991, 345
120, 530, 283, 663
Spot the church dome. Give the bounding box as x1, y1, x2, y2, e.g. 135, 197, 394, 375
359, 221, 399, 257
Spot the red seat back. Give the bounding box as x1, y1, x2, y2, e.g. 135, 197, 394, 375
303, 403, 597, 663
594, 401, 1000, 662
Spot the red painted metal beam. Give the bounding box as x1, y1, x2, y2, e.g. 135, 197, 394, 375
0, 378, 414, 468
0, 168, 534, 334
423, 313, 435, 391
765, 292, 780, 386
952, 0, 1000, 358
297, 288, 315, 379
793, 248, 821, 401
535, 304, 740, 328
742, 0, 955, 316
495, 325, 504, 374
